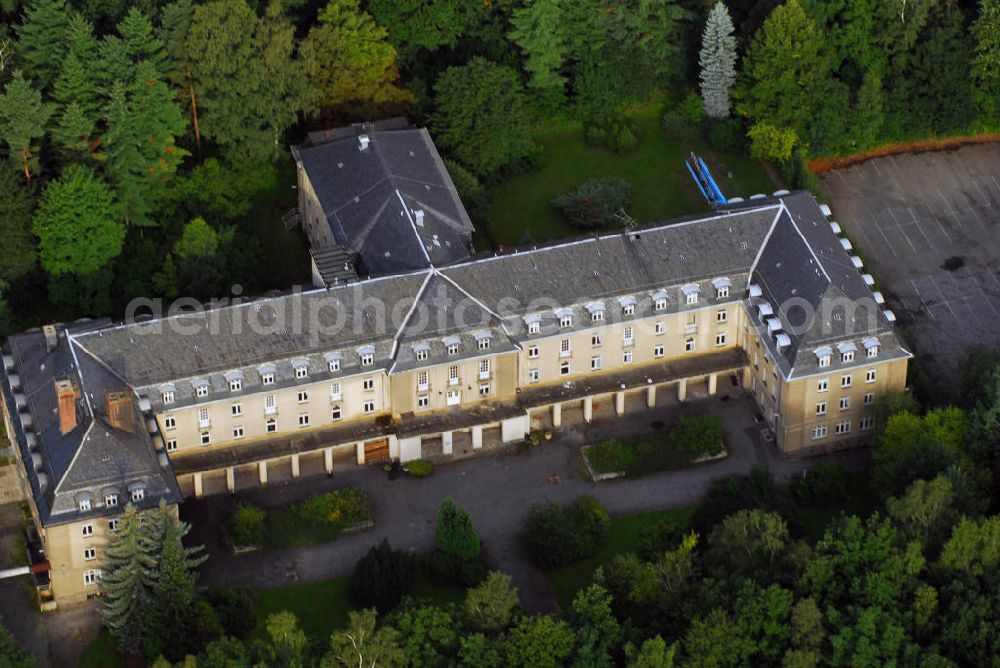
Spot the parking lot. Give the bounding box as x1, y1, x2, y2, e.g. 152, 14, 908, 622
818, 144, 1000, 397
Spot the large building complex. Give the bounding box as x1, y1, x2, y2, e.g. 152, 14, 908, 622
0, 124, 909, 607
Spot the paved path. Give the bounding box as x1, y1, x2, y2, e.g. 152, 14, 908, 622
186, 396, 834, 613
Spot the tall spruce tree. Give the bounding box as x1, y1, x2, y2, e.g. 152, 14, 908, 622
509, 0, 567, 104
100, 506, 157, 655
0, 71, 53, 183
699, 2, 738, 118
13, 0, 71, 90
158, 0, 202, 158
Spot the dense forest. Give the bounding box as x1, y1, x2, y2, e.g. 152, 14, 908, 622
0, 0, 998, 330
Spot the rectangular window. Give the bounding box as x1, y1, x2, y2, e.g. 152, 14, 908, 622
560, 339, 571, 357
82, 524, 94, 538
479, 384, 491, 396
559, 315, 572, 328
840, 397, 850, 411
655, 298, 667, 311
479, 359, 490, 379
655, 321, 665, 335
229, 378, 242, 392
864, 392, 875, 405
363, 378, 375, 391
266, 418, 277, 433
622, 304, 635, 316
654, 345, 664, 358
363, 401, 375, 414
447, 390, 460, 406
329, 359, 341, 372
198, 408, 210, 427
622, 350, 633, 365
560, 361, 570, 376
449, 366, 460, 385
297, 390, 309, 403
867, 346, 879, 358
818, 379, 828, 392
717, 286, 730, 299
162, 391, 175, 404
591, 334, 602, 347
591, 310, 604, 323
686, 292, 698, 305
196, 385, 209, 398
261, 372, 275, 385
361, 353, 374, 366
166, 439, 177, 452
417, 371, 429, 391
108, 519, 120, 533
860, 416, 874, 431
79, 498, 92, 512
527, 345, 539, 359
331, 383, 342, 400
841, 374, 852, 388
298, 414, 309, 427
527, 368, 539, 384
812, 425, 828, 440
816, 401, 827, 416
836, 420, 851, 435
417, 396, 429, 408
264, 394, 276, 415
104, 494, 118, 508
591, 356, 601, 371
232, 403, 242, 416
866, 369, 876, 383
715, 332, 727, 347
331, 406, 341, 420
842, 351, 855, 363
415, 349, 429, 361
685, 338, 695, 352
130, 488, 144, 503
623, 326, 634, 346
528, 321, 540, 334
164, 416, 176, 430
233, 426, 244, 439
83, 569, 102, 586
200, 431, 210, 446
716, 309, 728, 323
478, 338, 491, 351
447, 343, 460, 355
819, 355, 831, 368
295, 366, 309, 379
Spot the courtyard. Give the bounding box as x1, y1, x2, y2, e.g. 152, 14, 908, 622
818, 144, 1000, 398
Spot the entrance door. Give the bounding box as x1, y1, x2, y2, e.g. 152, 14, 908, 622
446, 390, 461, 406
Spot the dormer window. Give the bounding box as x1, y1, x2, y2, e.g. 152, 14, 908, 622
78, 497, 92, 512
592, 310, 604, 323
416, 349, 429, 361
295, 366, 308, 379
622, 304, 635, 316
655, 298, 667, 310
162, 390, 175, 404
104, 493, 118, 507
229, 378, 242, 392
195, 384, 209, 398
842, 351, 854, 363
445, 337, 461, 355
361, 353, 374, 366
261, 372, 275, 385
837, 342, 857, 364
478, 338, 491, 351
130, 488, 144, 503
819, 355, 831, 368
619, 296, 637, 316
682, 284, 700, 305
863, 337, 879, 358
325, 352, 342, 373
560, 315, 572, 328
712, 277, 732, 300
528, 321, 540, 333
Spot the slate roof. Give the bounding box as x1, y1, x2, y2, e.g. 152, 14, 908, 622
292, 120, 475, 277
1, 324, 180, 527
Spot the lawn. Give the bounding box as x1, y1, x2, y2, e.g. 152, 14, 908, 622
231, 488, 374, 551
78, 629, 126, 668
584, 416, 726, 478
252, 576, 353, 644
484, 105, 777, 247
546, 506, 696, 610
245, 153, 312, 290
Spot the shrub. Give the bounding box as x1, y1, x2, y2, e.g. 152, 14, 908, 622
794, 460, 849, 508
552, 177, 632, 229
206, 588, 256, 639
519, 496, 610, 569
230, 503, 265, 546
293, 488, 370, 526
350, 540, 414, 613
637, 518, 687, 561
678, 92, 705, 126
583, 114, 639, 154
422, 549, 488, 588
704, 118, 747, 155
435, 498, 480, 561
660, 110, 701, 142
586, 438, 635, 474
408, 460, 434, 477
668, 415, 725, 457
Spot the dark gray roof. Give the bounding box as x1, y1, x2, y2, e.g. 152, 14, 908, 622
1, 324, 180, 526
310, 246, 358, 287
293, 122, 474, 277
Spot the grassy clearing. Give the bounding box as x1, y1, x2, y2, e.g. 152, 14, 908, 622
78, 629, 126, 668
252, 576, 353, 644
484, 106, 776, 247
546, 507, 696, 610
231, 488, 373, 551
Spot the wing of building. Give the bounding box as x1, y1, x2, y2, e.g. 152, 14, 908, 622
1, 134, 909, 608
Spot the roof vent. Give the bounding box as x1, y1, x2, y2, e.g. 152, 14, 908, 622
358, 134, 370, 151
830, 221, 842, 234
748, 283, 762, 298
819, 203, 832, 217
414, 209, 425, 226
882, 309, 897, 322
775, 332, 791, 348
43, 325, 58, 352
872, 291, 885, 305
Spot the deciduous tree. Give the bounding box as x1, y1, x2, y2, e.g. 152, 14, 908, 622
327, 608, 405, 668
464, 571, 520, 632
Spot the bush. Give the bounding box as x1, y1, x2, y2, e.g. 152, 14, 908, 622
408, 460, 434, 477
519, 496, 610, 569
586, 438, 636, 474
678, 92, 705, 126
668, 415, 725, 457
794, 460, 849, 508
552, 177, 632, 229
350, 540, 414, 613
637, 518, 687, 562
435, 498, 480, 561
421, 549, 488, 588
206, 588, 256, 639
230, 503, 265, 546
293, 488, 370, 526
660, 110, 701, 142
689, 468, 802, 538
704, 118, 747, 155
583, 114, 640, 154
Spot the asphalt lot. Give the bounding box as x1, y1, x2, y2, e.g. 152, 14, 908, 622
818, 145, 1000, 398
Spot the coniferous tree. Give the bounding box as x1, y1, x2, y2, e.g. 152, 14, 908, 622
509, 0, 567, 106
0, 170, 38, 287
0, 71, 53, 183
13, 0, 72, 90
435, 498, 480, 561
100, 506, 157, 655
699, 2, 738, 119
158, 0, 202, 159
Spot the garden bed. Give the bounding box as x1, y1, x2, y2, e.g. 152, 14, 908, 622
228, 487, 373, 551
581, 415, 727, 480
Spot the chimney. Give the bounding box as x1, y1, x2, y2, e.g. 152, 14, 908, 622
104, 391, 135, 432
43, 325, 58, 352
358, 134, 370, 151
54, 379, 80, 435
